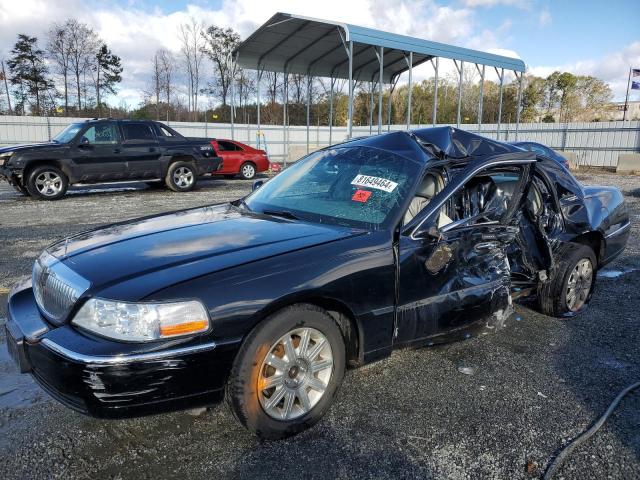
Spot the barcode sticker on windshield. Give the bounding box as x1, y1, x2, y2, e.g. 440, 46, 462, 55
351, 175, 398, 193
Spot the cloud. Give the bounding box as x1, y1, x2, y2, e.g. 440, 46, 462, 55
462, 0, 530, 8
538, 8, 551, 27
0, 0, 523, 107
528, 41, 640, 100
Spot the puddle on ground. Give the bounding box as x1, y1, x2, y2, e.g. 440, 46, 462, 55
0, 345, 46, 410
598, 267, 639, 278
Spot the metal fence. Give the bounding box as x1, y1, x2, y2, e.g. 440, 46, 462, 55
0, 115, 638, 167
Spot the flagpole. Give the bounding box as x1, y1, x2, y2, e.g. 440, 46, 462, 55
623, 67, 631, 122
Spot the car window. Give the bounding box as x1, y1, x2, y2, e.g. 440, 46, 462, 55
245, 146, 421, 230
218, 141, 239, 151
158, 125, 181, 139
53, 123, 84, 143
530, 144, 548, 156
433, 167, 525, 230
81, 124, 119, 145
122, 123, 156, 141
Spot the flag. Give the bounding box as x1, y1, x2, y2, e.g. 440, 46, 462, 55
632, 81, 640, 90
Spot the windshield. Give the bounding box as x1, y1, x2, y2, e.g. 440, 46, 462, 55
244, 146, 420, 230
52, 123, 84, 143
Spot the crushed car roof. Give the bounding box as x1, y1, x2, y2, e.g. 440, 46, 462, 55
340, 127, 524, 163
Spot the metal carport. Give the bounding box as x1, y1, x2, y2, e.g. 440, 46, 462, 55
231, 12, 526, 154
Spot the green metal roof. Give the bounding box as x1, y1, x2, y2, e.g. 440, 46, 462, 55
234, 12, 526, 83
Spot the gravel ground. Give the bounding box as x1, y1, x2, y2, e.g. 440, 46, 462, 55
0, 172, 639, 479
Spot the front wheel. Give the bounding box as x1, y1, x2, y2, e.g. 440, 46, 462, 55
225, 304, 345, 439
26, 165, 68, 200
166, 161, 197, 192
538, 243, 597, 317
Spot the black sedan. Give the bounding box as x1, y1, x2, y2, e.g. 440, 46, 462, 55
5, 127, 630, 439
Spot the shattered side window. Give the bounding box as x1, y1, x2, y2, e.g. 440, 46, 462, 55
245, 146, 420, 229
436, 167, 525, 229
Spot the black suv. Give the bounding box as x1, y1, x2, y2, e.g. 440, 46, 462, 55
0, 119, 222, 200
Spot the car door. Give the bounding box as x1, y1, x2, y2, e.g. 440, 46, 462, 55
215, 140, 243, 174
119, 122, 162, 179
394, 154, 536, 346
70, 122, 124, 182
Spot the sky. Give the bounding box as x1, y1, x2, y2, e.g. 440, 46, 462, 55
0, 0, 638, 107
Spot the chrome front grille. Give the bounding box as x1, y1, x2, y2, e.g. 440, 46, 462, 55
32, 252, 90, 323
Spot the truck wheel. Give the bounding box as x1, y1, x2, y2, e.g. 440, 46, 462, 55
239, 162, 256, 180
226, 304, 345, 439
26, 165, 68, 200
538, 243, 597, 317
166, 161, 197, 192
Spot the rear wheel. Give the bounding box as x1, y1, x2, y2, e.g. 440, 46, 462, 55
166, 161, 197, 192
538, 243, 597, 317
239, 162, 256, 180
26, 165, 68, 200
226, 304, 345, 439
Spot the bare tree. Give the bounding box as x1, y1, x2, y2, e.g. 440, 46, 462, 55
67, 19, 99, 111
178, 18, 205, 121
158, 48, 174, 108
148, 52, 163, 119
47, 23, 72, 114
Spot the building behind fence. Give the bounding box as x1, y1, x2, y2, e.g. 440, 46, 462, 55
0, 115, 638, 168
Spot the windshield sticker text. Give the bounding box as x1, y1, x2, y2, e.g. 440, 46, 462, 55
351, 175, 398, 193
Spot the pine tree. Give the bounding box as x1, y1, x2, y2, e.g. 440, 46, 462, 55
94, 44, 122, 116
7, 34, 54, 115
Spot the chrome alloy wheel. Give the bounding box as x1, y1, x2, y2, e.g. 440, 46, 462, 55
566, 258, 593, 312
258, 327, 333, 420
241, 163, 255, 179
173, 166, 194, 188
35, 171, 63, 197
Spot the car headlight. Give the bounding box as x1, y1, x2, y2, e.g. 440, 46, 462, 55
72, 298, 210, 342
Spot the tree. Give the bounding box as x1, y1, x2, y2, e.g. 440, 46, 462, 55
94, 44, 122, 116
201, 26, 240, 106
158, 48, 174, 109
178, 18, 205, 120
148, 51, 163, 119
7, 34, 54, 115
67, 19, 99, 111
47, 23, 72, 114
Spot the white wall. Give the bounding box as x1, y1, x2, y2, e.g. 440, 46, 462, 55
0, 115, 638, 167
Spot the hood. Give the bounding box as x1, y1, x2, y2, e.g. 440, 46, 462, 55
0, 142, 64, 154
47, 204, 362, 294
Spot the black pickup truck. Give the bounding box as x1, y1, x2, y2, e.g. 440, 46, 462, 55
0, 119, 222, 200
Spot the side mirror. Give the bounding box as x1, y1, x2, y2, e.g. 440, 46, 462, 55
252, 180, 264, 191
79, 136, 91, 145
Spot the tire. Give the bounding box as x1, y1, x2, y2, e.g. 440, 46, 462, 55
26, 165, 68, 200
538, 242, 597, 317
226, 304, 346, 439
239, 162, 256, 180
165, 161, 197, 192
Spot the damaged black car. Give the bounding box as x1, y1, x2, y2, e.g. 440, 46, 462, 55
5, 127, 630, 439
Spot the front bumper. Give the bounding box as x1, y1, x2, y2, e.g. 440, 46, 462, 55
5, 285, 240, 418
0, 165, 20, 184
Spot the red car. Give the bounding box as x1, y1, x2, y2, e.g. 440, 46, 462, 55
211, 139, 270, 179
